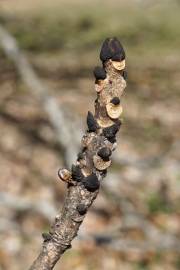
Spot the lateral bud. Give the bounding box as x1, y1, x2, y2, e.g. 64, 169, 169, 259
58, 168, 72, 183
71, 165, 84, 182
103, 122, 121, 143
77, 204, 87, 215
97, 147, 112, 161
93, 66, 106, 80
82, 173, 100, 192
87, 111, 99, 132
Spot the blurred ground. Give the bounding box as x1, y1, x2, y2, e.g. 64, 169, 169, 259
0, 0, 180, 269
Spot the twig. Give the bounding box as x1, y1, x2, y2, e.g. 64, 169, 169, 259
0, 24, 78, 166
79, 232, 180, 253
98, 238, 180, 253
28, 38, 127, 270
0, 24, 170, 171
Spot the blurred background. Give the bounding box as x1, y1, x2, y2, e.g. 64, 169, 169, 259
0, 0, 179, 269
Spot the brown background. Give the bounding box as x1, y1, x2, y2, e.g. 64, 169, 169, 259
0, 0, 179, 269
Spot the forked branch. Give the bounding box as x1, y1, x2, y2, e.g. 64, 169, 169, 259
29, 38, 127, 270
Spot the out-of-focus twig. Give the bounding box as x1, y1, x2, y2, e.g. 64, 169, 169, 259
97, 238, 180, 253
0, 24, 79, 166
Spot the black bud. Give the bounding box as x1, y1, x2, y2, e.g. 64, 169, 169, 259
93, 66, 106, 80
122, 70, 128, 80
42, 233, 52, 242
77, 152, 84, 161
77, 204, 87, 215
111, 51, 126, 62
97, 147, 112, 161
100, 37, 125, 62
71, 165, 84, 182
87, 111, 98, 132
103, 123, 121, 143
110, 97, 120, 105
82, 173, 100, 192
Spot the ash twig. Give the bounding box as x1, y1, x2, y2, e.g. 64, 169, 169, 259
28, 38, 127, 270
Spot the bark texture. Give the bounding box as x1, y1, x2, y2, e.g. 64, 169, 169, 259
29, 37, 127, 270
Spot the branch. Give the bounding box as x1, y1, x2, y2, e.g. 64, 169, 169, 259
97, 238, 180, 253
29, 38, 127, 270
0, 24, 79, 166
0, 24, 134, 170
79, 232, 180, 253
1, 24, 172, 172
